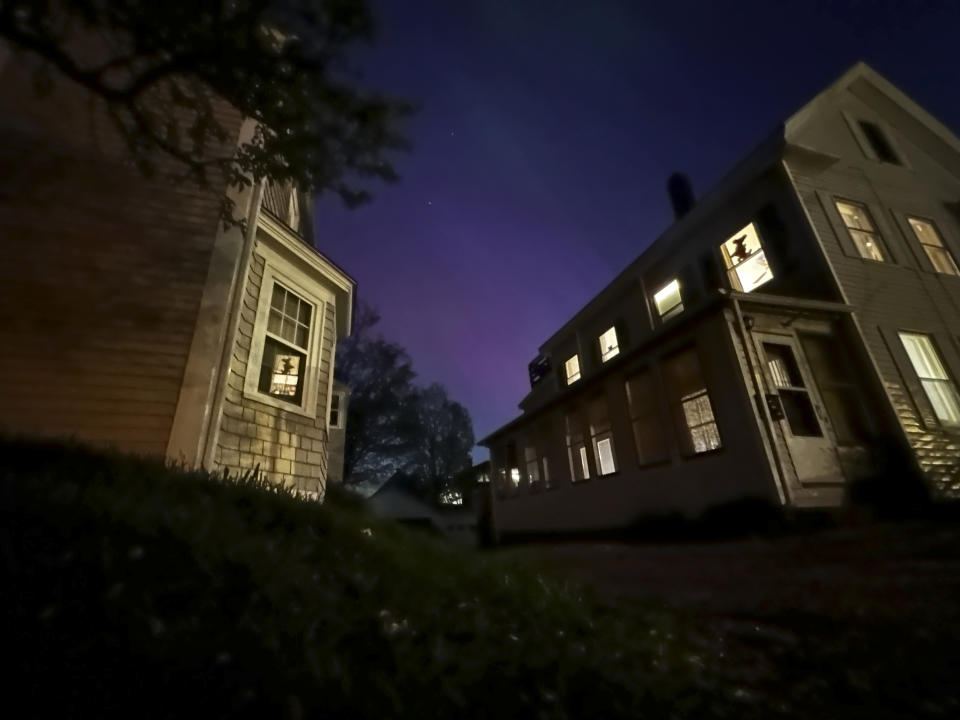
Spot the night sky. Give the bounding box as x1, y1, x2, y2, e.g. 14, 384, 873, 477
314, 0, 960, 461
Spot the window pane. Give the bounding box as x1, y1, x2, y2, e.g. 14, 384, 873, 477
296, 324, 309, 348
924, 246, 960, 276
281, 316, 296, 343
588, 396, 610, 434
579, 446, 590, 479
921, 380, 960, 426
599, 327, 619, 362
733, 250, 772, 292
258, 336, 306, 404
909, 218, 944, 248
663, 348, 722, 455
596, 437, 616, 475
526, 460, 540, 484
268, 309, 282, 335
836, 201, 876, 232
565, 355, 581, 384
298, 301, 312, 324
654, 279, 683, 318
541, 457, 551, 488
900, 333, 949, 380
271, 285, 285, 310
848, 230, 886, 261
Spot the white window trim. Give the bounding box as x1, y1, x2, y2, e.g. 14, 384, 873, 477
328, 391, 345, 429
243, 243, 334, 419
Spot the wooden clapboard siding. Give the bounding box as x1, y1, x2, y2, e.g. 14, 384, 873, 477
792, 162, 960, 497
0, 50, 244, 456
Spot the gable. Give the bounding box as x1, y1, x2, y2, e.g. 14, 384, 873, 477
784, 63, 960, 183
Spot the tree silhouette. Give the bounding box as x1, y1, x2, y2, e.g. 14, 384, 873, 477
0, 0, 411, 208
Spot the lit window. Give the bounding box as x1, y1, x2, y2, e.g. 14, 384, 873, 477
625, 369, 668, 465
662, 348, 721, 455
565, 412, 591, 482
588, 396, 617, 475
599, 327, 619, 363
653, 279, 683, 320
329, 392, 344, 429
438, 488, 463, 505
524, 445, 540, 487
257, 283, 313, 404
510, 467, 521, 486
720, 223, 773, 292
564, 354, 581, 384
908, 218, 959, 276
858, 120, 901, 165
899, 332, 960, 427
835, 200, 887, 262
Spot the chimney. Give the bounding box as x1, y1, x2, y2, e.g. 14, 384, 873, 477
667, 172, 695, 219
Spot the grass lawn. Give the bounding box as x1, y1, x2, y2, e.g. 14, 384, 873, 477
3, 438, 957, 718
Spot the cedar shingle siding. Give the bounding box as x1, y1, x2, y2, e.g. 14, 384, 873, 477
213, 250, 337, 494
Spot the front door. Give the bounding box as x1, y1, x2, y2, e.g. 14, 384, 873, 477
756, 334, 843, 484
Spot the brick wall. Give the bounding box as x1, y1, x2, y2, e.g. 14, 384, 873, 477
213, 250, 336, 495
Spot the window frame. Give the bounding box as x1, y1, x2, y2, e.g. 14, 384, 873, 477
329, 391, 345, 429
834, 199, 889, 262
662, 346, 723, 457
598, 326, 620, 363
243, 249, 333, 419
898, 331, 960, 428
719, 222, 774, 293
587, 394, 618, 476
624, 367, 670, 467
653, 278, 683, 320
907, 216, 960, 277
564, 354, 581, 385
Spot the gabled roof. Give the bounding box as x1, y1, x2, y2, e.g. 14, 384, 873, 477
484, 62, 960, 445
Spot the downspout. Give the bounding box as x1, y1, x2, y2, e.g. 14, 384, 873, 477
730, 295, 789, 505
200, 180, 265, 469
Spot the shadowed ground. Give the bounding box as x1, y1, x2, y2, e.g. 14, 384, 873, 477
514, 524, 960, 717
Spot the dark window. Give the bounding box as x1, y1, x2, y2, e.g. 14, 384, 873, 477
858, 120, 901, 165
625, 369, 669, 465
662, 348, 722, 455
329, 393, 342, 428
799, 334, 871, 444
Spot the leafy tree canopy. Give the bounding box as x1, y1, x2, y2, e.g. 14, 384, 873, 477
335, 303, 475, 500
0, 0, 411, 207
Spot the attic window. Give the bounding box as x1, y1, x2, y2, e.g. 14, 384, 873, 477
599, 327, 620, 363
720, 222, 773, 293
858, 120, 901, 165
653, 279, 683, 320
564, 354, 581, 384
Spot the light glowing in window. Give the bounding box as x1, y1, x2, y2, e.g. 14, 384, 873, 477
599, 327, 619, 362
653, 279, 683, 319
908, 218, 959, 276
899, 332, 960, 426
720, 223, 772, 293
564, 354, 581, 384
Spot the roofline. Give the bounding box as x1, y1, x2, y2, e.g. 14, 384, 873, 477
480, 292, 855, 446
538, 127, 786, 351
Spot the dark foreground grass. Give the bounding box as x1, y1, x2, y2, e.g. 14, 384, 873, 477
0, 439, 750, 720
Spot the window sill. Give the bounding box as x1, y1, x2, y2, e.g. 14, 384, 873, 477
680, 447, 725, 461
243, 389, 316, 419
